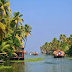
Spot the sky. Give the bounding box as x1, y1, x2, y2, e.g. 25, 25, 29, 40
9, 0, 72, 53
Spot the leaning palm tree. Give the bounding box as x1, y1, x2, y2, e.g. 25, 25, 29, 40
24, 24, 32, 37
13, 11, 24, 29
24, 24, 32, 48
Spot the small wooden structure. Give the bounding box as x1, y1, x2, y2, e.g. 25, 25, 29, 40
53, 49, 65, 58
11, 46, 25, 60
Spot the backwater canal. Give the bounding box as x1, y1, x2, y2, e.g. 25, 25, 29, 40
0, 54, 72, 72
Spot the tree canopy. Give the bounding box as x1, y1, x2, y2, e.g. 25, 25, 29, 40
0, 0, 32, 60
40, 34, 72, 55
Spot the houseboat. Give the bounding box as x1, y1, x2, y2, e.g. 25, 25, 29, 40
53, 49, 65, 58
30, 52, 38, 55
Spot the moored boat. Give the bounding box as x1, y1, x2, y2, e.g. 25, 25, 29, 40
53, 49, 65, 58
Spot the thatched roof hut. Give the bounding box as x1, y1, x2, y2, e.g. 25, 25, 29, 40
53, 49, 65, 58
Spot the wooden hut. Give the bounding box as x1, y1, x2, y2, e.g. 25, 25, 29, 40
53, 49, 65, 58
11, 46, 25, 60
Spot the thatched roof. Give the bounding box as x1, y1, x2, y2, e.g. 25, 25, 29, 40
53, 49, 65, 55
18, 50, 26, 53
22, 50, 26, 53
20, 46, 24, 49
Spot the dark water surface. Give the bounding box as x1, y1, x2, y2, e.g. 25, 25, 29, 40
0, 54, 72, 72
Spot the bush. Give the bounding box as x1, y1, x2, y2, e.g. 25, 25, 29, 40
68, 44, 72, 56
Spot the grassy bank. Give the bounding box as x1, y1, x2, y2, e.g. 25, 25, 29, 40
0, 65, 12, 70
25, 57, 44, 62
10, 57, 44, 62
10, 60, 24, 62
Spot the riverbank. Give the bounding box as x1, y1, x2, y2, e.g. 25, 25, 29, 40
10, 57, 44, 62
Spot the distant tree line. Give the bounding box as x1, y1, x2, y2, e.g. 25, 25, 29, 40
40, 34, 72, 56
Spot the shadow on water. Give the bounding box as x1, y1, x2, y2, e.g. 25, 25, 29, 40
0, 62, 26, 72
44, 62, 58, 64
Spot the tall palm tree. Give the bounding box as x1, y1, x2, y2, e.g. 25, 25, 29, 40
13, 11, 24, 29
23, 24, 32, 48
24, 24, 32, 37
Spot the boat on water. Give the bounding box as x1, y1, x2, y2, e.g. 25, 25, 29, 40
29, 52, 38, 55
53, 49, 65, 58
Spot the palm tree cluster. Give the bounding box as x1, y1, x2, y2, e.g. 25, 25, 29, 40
40, 34, 72, 55
0, 0, 32, 60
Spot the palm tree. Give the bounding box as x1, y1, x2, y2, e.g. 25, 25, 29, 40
24, 24, 32, 37
0, 0, 11, 18
1, 15, 14, 34
24, 24, 32, 48
60, 34, 66, 42
13, 11, 24, 29
0, 42, 10, 54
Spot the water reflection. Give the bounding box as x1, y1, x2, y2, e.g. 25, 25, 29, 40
0, 62, 25, 72
0, 55, 72, 72
12, 62, 25, 72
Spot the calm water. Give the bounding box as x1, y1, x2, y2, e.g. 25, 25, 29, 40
0, 54, 72, 72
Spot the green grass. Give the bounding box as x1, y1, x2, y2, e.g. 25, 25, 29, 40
25, 57, 44, 62
10, 57, 44, 62
68, 57, 72, 59
10, 60, 24, 62
0, 65, 12, 70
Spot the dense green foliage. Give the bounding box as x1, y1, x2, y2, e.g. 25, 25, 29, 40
40, 34, 72, 55
0, 0, 32, 60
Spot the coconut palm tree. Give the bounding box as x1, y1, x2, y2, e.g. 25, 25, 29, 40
1, 15, 14, 34
24, 24, 32, 48
0, 0, 11, 18
13, 11, 24, 29
60, 34, 66, 42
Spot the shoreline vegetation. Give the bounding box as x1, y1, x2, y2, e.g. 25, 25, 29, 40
0, 0, 32, 61
40, 34, 72, 56
0, 0, 72, 63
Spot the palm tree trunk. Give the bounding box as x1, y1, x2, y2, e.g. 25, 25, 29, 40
16, 21, 18, 29
24, 37, 27, 48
